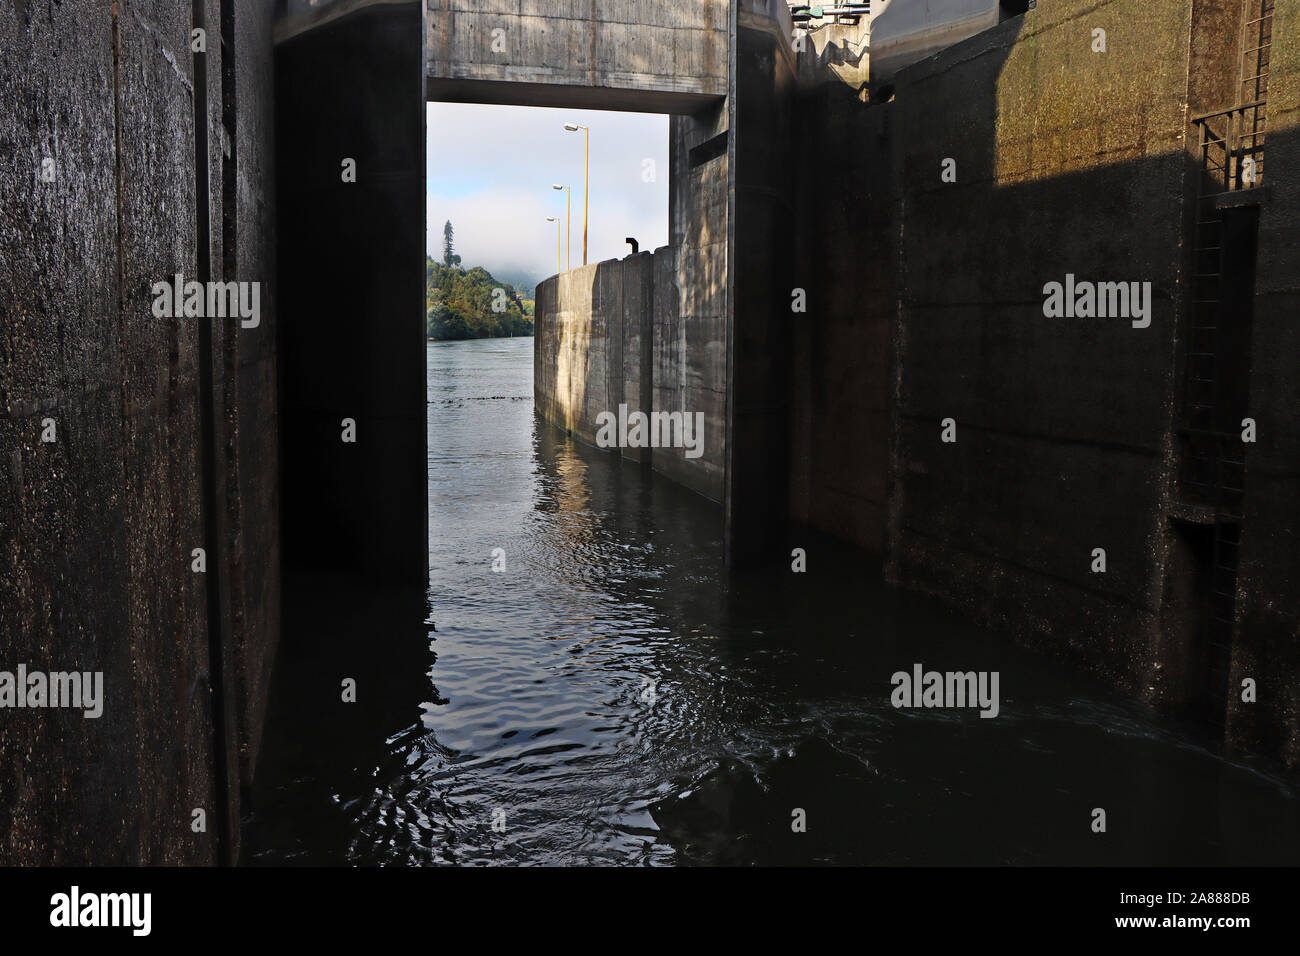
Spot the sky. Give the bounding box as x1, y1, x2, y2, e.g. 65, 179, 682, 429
426, 103, 669, 291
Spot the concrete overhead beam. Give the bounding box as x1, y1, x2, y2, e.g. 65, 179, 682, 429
425, 76, 723, 113
426, 0, 729, 106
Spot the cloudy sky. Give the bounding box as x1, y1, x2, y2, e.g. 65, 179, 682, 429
426, 103, 669, 290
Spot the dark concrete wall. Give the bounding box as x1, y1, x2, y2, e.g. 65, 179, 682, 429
789, 37, 894, 553
275, 1, 427, 588
728, 1, 798, 565
785, 0, 1299, 764
0, 0, 279, 863
882, 1, 1192, 699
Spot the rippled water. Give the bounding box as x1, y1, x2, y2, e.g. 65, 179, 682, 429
243, 337, 1299, 865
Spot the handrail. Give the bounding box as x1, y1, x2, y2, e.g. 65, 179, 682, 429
1191, 101, 1266, 123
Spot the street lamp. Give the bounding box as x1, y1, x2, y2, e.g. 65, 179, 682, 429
563, 123, 589, 265
545, 216, 560, 275
551, 184, 570, 271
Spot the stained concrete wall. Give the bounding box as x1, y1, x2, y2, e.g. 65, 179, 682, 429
621, 251, 655, 462
424, 0, 729, 112
536, 249, 725, 488
535, 260, 620, 447
662, 99, 730, 503
0, 0, 279, 864
883, 0, 1193, 700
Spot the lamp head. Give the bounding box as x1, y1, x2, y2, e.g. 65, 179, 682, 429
552, 183, 564, 190
563, 123, 580, 132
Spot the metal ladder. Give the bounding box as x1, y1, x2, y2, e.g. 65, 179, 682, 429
1184, 207, 1243, 728
1240, 0, 1274, 106
1177, 0, 1272, 726
1238, 0, 1273, 183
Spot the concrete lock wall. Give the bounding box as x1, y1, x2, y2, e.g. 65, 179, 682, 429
535, 249, 725, 498
0, 0, 279, 863
781, 0, 1300, 761
883, 0, 1195, 699
662, 95, 730, 504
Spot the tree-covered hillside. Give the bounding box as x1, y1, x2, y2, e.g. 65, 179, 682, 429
426, 221, 535, 340
426, 257, 534, 340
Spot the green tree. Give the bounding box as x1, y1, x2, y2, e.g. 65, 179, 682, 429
441, 220, 461, 267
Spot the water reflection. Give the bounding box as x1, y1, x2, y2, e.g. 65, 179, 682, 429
243, 338, 1298, 865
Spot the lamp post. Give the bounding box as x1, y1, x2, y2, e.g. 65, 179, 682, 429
546, 216, 560, 275
563, 123, 589, 265
551, 183, 570, 272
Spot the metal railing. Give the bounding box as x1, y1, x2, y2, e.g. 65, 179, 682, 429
1193, 102, 1267, 192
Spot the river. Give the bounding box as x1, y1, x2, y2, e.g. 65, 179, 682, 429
242, 337, 1298, 865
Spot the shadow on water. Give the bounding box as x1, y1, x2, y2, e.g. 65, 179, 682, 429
243, 338, 1298, 866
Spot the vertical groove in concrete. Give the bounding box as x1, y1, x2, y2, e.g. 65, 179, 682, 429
192, 0, 233, 866
218, 0, 250, 820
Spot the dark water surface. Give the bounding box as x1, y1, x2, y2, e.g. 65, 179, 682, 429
243, 337, 1298, 865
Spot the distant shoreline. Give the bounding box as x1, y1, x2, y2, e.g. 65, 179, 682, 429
427, 334, 534, 342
